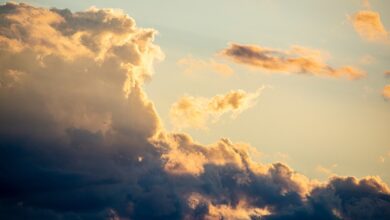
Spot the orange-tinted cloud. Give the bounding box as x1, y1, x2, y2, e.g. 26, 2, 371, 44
220, 43, 365, 79
159, 134, 250, 176
1, 3, 390, 220
178, 55, 234, 76
169, 88, 262, 129
383, 85, 390, 100
384, 71, 390, 100
351, 10, 389, 43
186, 193, 272, 220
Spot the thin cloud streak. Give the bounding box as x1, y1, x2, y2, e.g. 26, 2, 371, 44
220, 43, 365, 79
177, 55, 234, 76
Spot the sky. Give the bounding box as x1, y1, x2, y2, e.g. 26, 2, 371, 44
0, 0, 389, 219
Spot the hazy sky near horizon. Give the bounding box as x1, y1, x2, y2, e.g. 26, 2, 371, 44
2, 0, 390, 184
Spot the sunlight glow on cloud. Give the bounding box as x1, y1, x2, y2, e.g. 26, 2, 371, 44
383, 85, 390, 100
384, 71, 390, 100
221, 43, 365, 79
351, 10, 389, 43
0, 2, 389, 220
169, 88, 262, 129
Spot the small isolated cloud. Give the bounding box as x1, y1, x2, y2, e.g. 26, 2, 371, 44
383, 85, 390, 100
378, 151, 390, 163
384, 71, 390, 100
220, 43, 365, 79
170, 88, 262, 129
351, 9, 389, 43
316, 164, 338, 177
177, 55, 234, 76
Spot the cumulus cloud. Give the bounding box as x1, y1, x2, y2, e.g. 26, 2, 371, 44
220, 43, 365, 79
170, 88, 262, 129
351, 8, 389, 43
178, 55, 234, 76
0, 3, 389, 220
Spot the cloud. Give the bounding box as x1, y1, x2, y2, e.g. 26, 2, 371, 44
169, 88, 262, 129
351, 9, 389, 43
177, 55, 234, 76
383, 85, 390, 100
0, 3, 389, 220
220, 43, 365, 79
316, 164, 338, 178
384, 71, 390, 100
378, 151, 390, 163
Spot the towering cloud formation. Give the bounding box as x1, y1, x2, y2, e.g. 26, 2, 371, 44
351, 9, 389, 43
0, 3, 389, 220
170, 89, 262, 129
220, 43, 365, 79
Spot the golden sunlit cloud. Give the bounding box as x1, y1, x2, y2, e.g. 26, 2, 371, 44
186, 193, 272, 220
1, 3, 390, 220
177, 55, 234, 76
158, 134, 250, 176
220, 43, 365, 79
169, 88, 262, 129
383, 85, 390, 100
351, 10, 389, 43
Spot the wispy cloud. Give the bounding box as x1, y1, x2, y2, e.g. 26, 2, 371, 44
177, 55, 234, 76
384, 71, 390, 100
378, 151, 390, 163
316, 164, 338, 177
383, 85, 390, 100
170, 88, 262, 129
220, 43, 365, 79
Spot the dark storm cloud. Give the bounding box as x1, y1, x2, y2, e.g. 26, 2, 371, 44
0, 2, 389, 220
265, 176, 390, 220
